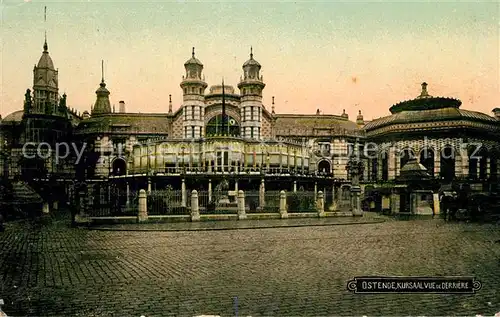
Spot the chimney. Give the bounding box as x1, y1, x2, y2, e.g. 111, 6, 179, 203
493, 108, 500, 120
119, 100, 126, 113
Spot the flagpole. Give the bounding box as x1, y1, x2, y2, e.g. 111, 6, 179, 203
221, 78, 226, 136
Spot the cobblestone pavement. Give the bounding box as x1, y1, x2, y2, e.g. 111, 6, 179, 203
0, 213, 499, 316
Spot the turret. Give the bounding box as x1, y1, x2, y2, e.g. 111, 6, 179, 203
91, 61, 112, 115
237, 47, 265, 140
180, 47, 207, 139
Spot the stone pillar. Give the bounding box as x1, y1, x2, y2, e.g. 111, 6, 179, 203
259, 178, 265, 210
460, 148, 469, 178
138, 189, 148, 222
390, 193, 399, 214
235, 180, 239, 193
351, 186, 363, 216
279, 190, 288, 219
181, 178, 187, 207
191, 190, 200, 221
147, 178, 152, 194
314, 182, 318, 201
317, 191, 325, 217
337, 186, 343, 208
237, 190, 247, 220
126, 182, 130, 207
433, 193, 440, 215
78, 191, 86, 216
434, 153, 441, 178
208, 179, 212, 202
410, 193, 417, 214
388, 147, 396, 180
293, 180, 297, 192
43, 202, 50, 214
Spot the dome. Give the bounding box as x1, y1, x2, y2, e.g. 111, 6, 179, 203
209, 85, 235, 95
243, 47, 261, 67
184, 47, 203, 66
1, 110, 24, 124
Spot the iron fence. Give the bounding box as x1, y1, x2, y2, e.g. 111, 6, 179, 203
263, 190, 281, 213
245, 190, 260, 213
147, 189, 190, 215
286, 191, 317, 213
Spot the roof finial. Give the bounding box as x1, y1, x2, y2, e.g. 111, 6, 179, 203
192, 47, 195, 58
101, 60, 104, 84
43, 6, 48, 52
250, 46, 253, 59
168, 94, 172, 113
272, 96, 275, 105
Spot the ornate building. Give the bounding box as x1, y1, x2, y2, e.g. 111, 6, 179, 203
1, 40, 499, 215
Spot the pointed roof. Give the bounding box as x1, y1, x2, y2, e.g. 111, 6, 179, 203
184, 47, 203, 66
37, 40, 55, 69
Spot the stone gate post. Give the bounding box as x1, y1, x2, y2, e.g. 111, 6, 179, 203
191, 190, 200, 222
237, 190, 247, 220
138, 189, 148, 222
279, 190, 288, 219
317, 191, 325, 217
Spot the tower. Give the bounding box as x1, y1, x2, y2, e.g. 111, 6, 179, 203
237, 47, 265, 140
180, 47, 208, 139
91, 61, 112, 115
31, 38, 59, 115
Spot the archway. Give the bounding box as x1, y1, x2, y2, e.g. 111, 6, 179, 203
419, 148, 435, 177
206, 114, 240, 137
440, 146, 455, 182
112, 158, 127, 176
317, 160, 331, 175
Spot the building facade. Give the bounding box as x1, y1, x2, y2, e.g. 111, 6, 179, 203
1, 40, 499, 215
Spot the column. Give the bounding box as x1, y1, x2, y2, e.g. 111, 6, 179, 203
138, 189, 148, 222
126, 182, 130, 207
433, 193, 440, 215
293, 180, 297, 192
486, 158, 490, 178
314, 182, 317, 201
191, 190, 200, 221
461, 148, 469, 178
434, 152, 440, 178
181, 178, 187, 207
259, 178, 265, 210
237, 190, 247, 220
388, 147, 396, 180
208, 179, 212, 202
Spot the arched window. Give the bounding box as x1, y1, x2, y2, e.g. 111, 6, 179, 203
112, 158, 127, 176
468, 145, 480, 179
400, 148, 414, 169
206, 114, 240, 137
440, 146, 455, 182
419, 148, 434, 177
317, 160, 331, 176
370, 158, 378, 181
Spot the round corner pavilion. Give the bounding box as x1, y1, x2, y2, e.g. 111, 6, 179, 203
362, 82, 500, 214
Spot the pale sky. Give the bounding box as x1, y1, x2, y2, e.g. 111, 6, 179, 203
1, 0, 499, 121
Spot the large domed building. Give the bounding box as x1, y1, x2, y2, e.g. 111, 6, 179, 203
1, 39, 499, 217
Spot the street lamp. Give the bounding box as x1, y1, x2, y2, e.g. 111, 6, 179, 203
345, 140, 364, 216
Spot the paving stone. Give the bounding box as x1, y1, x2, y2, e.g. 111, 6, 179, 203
0, 215, 499, 316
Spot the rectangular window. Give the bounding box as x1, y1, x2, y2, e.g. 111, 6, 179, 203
191, 126, 195, 138
250, 127, 254, 138
191, 106, 195, 120
250, 106, 254, 121
224, 152, 229, 172
184, 127, 188, 138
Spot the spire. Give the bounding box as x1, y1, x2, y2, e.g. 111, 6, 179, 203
250, 46, 253, 59
168, 94, 172, 113
272, 96, 275, 114
101, 60, 105, 84
43, 6, 48, 52
192, 47, 195, 58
